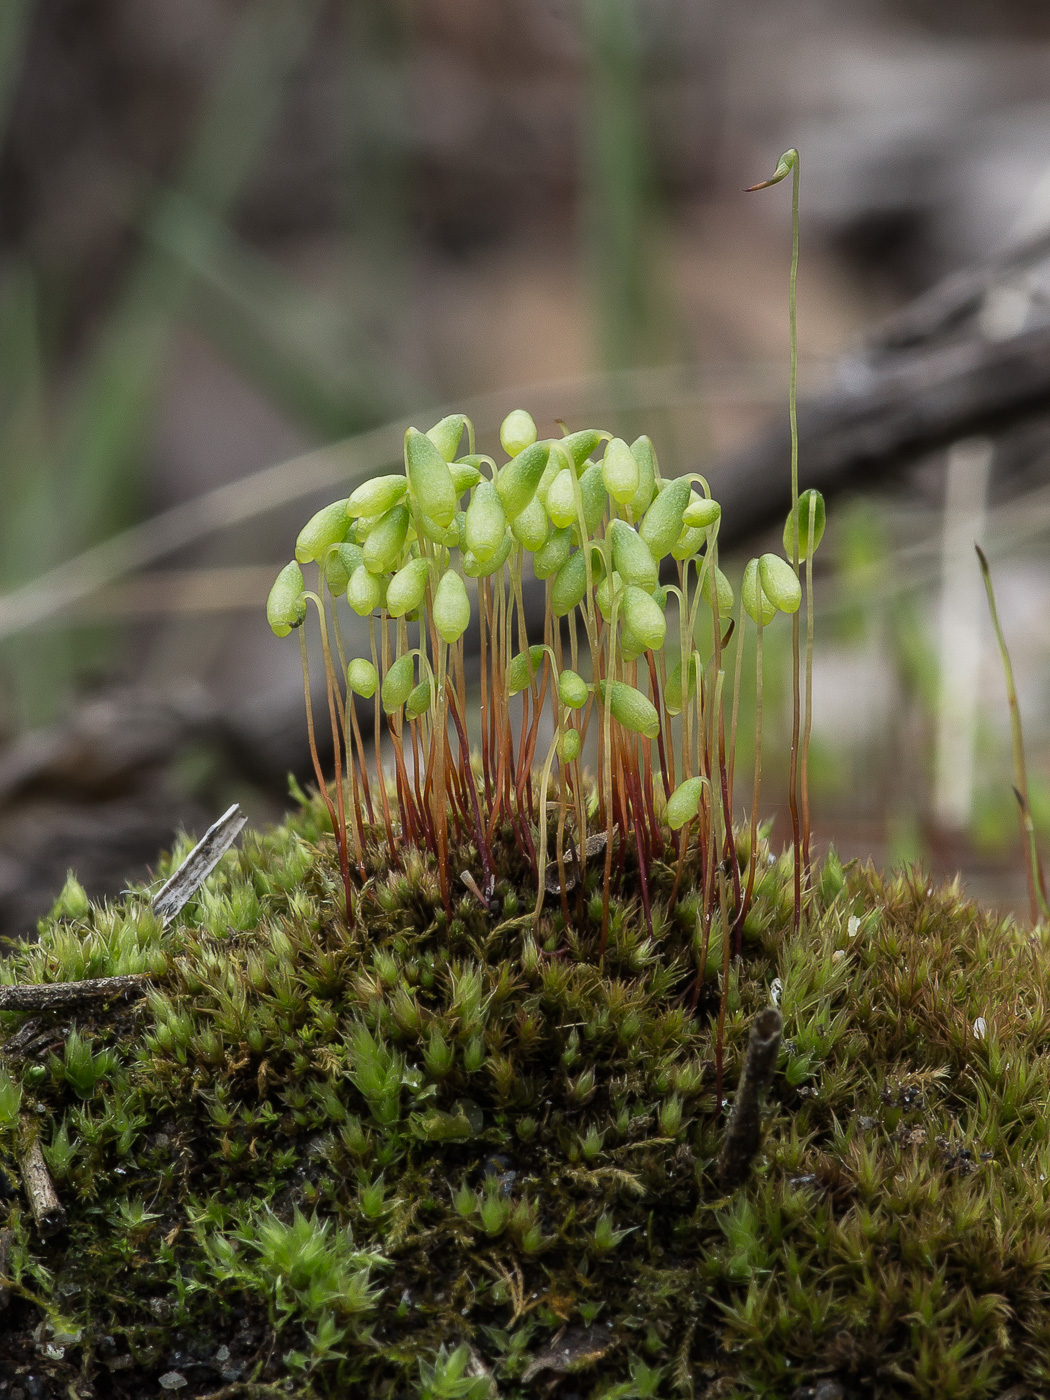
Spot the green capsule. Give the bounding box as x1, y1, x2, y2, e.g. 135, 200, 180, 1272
346, 474, 407, 519
463, 530, 512, 578
323, 541, 364, 594
597, 680, 660, 740
406, 679, 433, 719
295, 499, 350, 563
758, 553, 801, 614
640, 477, 691, 561
417, 510, 460, 547
511, 496, 549, 552
507, 644, 546, 694
652, 585, 668, 610
500, 408, 537, 457
426, 413, 467, 462
742, 558, 776, 626
386, 557, 431, 618
496, 440, 550, 520
545, 467, 579, 530
551, 550, 589, 617
784, 488, 826, 562
621, 585, 666, 652
682, 496, 722, 529
382, 653, 415, 714
663, 655, 699, 715
672, 519, 706, 562
700, 564, 734, 618
601, 437, 639, 506
347, 564, 385, 616
558, 669, 589, 709
533, 525, 572, 581
560, 428, 604, 470
405, 427, 457, 528
596, 569, 623, 622
465, 479, 507, 563
266, 562, 306, 637
558, 728, 582, 763
450, 458, 483, 495
666, 777, 706, 830
433, 569, 471, 644
628, 435, 657, 517
576, 462, 608, 537
609, 519, 658, 592
363, 503, 410, 574
347, 658, 378, 699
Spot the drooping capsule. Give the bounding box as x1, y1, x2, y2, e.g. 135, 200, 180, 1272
465, 479, 507, 563
507, 644, 546, 694
363, 503, 410, 574
386, 557, 431, 618
609, 519, 659, 592
323, 541, 364, 594
621, 585, 666, 652
426, 413, 467, 462
597, 680, 660, 739
295, 500, 351, 563
347, 564, 385, 616
601, 437, 640, 506
665, 777, 707, 830
267, 562, 307, 637
381, 653, 416, 714
545, 467, 579, 530
406, 679, 433, 719
433, 569, 471, 644
628, 435, 658, 517
558, 669, 589, 710
699, 564, 735, 619
576, 462, 608, 537
533, 526, 572, 581
346, 475, 407, 519
450, 458, 484, 495
682, 495, 722, 529
783, 488, 826, 562
742, 558, 776, 626
500, 408, 537, 458
496, 440, 550, 520
640, 477, 690, 561
558, 727, 582, 763
511, 496, 549, 552
551, 550, 589, 617
347, 658, 378, 698
463, 530, 513, 578
758, 553, 801, 614
405, 427, 458, 528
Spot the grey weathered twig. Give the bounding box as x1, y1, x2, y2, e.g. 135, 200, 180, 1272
151, 802, 247, 924
21, 1136, 65, 1236
0, 974, 149, 1014
717, 1007, 783, 1187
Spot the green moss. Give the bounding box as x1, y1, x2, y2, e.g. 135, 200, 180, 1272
1, 799, 1049, 1397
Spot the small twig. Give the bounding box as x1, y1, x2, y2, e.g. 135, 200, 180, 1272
21, 1137, 65, 1236
0, 974, 149, 1015
152, 803, 247, 924
716, 1007, 783, 1187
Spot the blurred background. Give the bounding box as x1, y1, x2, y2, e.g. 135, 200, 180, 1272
2, 0, 1050, 935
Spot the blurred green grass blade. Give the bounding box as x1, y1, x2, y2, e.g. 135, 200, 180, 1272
581, 0, 656, 371
150, 192, 421, 438
62, 0, 324, 546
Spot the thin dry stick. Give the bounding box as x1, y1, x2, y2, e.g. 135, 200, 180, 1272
976, 544, 1050, 922
717, 1007, 783, 1186
0, 974, 149, 1013
152, 803, 247, 924
21, 1136, 65, 1236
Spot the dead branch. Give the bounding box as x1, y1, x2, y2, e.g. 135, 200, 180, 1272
152, 802, 247, 924
21, 1136, 65, 1236
0, 974, 149, 1014
717, 1006, 783, 1187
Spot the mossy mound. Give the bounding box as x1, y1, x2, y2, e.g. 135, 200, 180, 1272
0, 796, 1048, 1399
